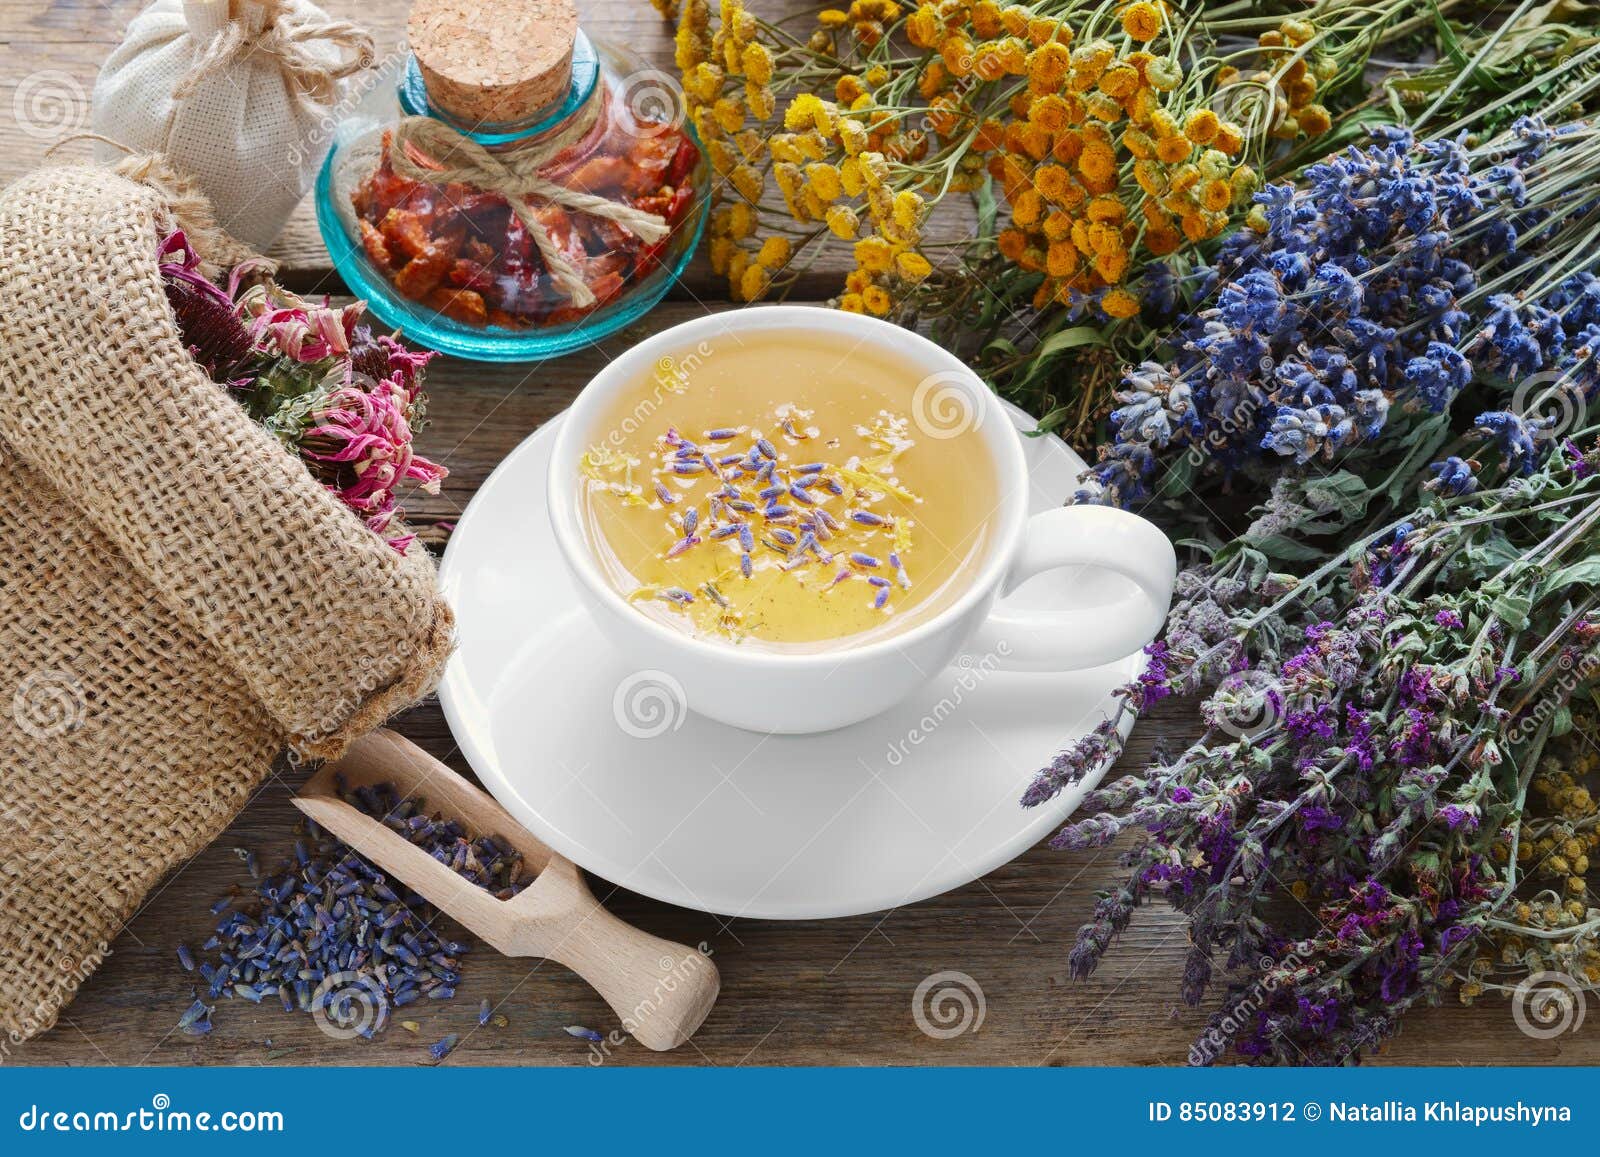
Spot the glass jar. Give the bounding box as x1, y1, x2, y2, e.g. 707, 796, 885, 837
315, 24, 708, 362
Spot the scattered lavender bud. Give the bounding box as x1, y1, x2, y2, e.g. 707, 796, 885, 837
564, 1025, 604, 1042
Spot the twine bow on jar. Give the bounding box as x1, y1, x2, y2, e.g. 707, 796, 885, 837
172, 0, 375, 113
388, 112, 671, 309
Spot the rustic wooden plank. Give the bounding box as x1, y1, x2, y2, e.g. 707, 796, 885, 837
1, 0, 1593, 1068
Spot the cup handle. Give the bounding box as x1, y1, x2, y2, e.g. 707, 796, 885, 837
964, 505, 1177, 672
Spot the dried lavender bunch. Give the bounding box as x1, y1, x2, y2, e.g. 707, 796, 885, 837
182, 782, 528, 1039
1082, 112, 1600, 509
1028, 396, 1600, 1064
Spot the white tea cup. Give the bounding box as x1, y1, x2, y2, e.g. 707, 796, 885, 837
548, 306, 1176, 734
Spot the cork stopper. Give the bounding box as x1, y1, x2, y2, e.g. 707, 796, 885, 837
408, 0, 579, 127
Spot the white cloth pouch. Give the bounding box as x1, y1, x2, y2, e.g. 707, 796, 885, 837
92, 0, 373, 251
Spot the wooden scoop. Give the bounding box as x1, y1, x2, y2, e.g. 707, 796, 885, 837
293, 729, 719, 1051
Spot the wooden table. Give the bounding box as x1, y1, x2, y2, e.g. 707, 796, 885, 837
0, 0, 1586, 1067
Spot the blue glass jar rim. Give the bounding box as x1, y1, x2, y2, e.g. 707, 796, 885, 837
397, 32, 600, 148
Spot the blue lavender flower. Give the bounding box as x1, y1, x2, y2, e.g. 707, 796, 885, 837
1084, 120, 1581, 508
1425, 456, 1478, 496
1475, 411, 1548, 474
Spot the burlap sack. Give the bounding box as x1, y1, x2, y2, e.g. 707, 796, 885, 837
0, 163, 454, 1042
93, 0, 374, 251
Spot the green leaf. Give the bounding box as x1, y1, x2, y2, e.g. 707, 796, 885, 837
1492, 591, 1533, 630
1007, 325, 1107, 395
1301, 470, 1373, 523
1536, 557, 1600, 601
1245, 533, 1329, 562
975, 172, 998, 238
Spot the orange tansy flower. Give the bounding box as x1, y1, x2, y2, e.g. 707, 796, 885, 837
1046, 240, 1080, 277
1101, 286, 1140, 317
1156, 134, 1193, 163
1120, 2, 1162, 42
1034, 163, 1073, 203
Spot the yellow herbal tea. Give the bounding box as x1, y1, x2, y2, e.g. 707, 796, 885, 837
577, 334, 999, 651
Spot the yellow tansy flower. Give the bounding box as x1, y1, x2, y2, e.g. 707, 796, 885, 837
741, 43, 773, 86
728, 201, 757, 239
746, 82, 775, 121
892, 189, 925, 233
756, 235, 792, 268
1027, 42, 1072, 88
1155, 134, 1192, 163
1077, 142, 1116, 187
1046, 241, 1079, 277
1033, 164, 1073, 204
1298, 104, 1332, 136
730, 163, 763, 203
1098, 64, 1140, 100
1101, 286, 1140, 317
1213, 120, 1245, 155
713, 97, 745, 134
826, 205, 860, 239
896, 250, 934, 280
740, 263, 771, 301
1011, 187, 1044, 227
1120, 1, 1162, 42
854, 236, 894, 271
862, 285, 892, 315
782, 95, 818, 132
807, 162, 844, 202
1184, 108, 1220, 145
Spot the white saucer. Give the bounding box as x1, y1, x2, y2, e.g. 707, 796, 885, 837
437, 403, 1143, 920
